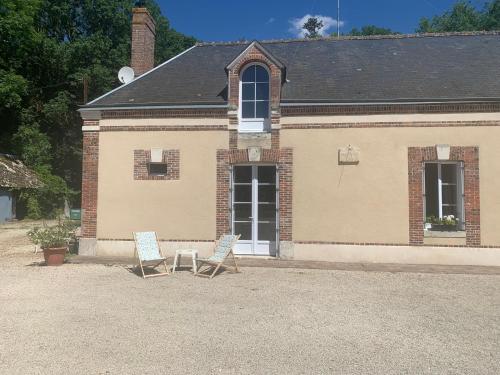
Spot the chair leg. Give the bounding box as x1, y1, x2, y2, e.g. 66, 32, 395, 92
163, 259, 170, 275
139, 261, 146, 279
172, 253, 179, 273
210, 262, 223, 279
230, 251, 240, 273
192, 253, 197, 274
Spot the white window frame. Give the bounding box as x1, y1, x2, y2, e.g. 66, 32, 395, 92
238, 63, 271, 133
423, 161, 465, 230
231, 164, 278, 256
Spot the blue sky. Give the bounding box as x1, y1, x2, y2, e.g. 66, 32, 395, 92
157, 0, 489, 41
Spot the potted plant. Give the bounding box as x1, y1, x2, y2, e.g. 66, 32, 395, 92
425, 215, 459, 231
28, 221, 77, 266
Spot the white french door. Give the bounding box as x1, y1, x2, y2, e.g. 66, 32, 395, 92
231, 165, 278, 256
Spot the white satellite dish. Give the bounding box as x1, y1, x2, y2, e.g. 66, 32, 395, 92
118, 66, 135, 84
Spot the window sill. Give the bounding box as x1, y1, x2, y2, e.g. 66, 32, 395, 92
424, 230, 466, 238
237, 130, 271, 134
238, 119, 270, 133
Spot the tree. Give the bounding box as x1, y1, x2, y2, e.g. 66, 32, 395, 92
416, 0, 500, 33
346, 25, 400, 36
303, 17, 324, 38
0, 0, 196, 218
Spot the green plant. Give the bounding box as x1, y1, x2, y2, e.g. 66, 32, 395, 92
27, 220, 77, 249
426, 215, 458, 226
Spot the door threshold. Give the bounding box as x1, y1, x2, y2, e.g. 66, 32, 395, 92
234, 255, 278, 260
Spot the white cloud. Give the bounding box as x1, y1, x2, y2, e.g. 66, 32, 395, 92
289, 14, 344, 38
266, 17, 275, 24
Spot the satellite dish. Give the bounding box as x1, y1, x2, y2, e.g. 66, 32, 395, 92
118, 66, 135, 84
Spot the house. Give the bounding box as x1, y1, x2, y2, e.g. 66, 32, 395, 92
78, 7, 500, 266
0, 154, 41, 222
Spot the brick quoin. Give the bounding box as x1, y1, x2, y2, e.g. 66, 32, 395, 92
81, 128, 99, 238
216, 147, 293, 242
408, 146, 480, 246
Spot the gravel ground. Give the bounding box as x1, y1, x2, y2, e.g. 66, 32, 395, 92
1, 222, 500, 374
0, 260, 499, 374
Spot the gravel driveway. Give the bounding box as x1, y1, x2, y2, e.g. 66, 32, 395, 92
1, 251, 499, 374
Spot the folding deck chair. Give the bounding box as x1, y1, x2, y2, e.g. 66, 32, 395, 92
133, 231, 170, 279
195, 234, 241, 279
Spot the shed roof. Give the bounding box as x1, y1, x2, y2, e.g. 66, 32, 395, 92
0, 154, 42, 189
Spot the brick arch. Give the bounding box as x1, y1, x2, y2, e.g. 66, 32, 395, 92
227, 45, 282, 109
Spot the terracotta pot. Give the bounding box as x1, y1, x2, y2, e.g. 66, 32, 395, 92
42, 247, 67, 266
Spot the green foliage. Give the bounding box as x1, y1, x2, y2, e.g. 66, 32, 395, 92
12, 120, 52, 167
27, 220, 78, 249
0, 0, 196, 218
417, 0, 500, 33
303, 17, 324, 38
346, 25, 400, 36
426, 215, 459, 226
0, 70, 28, 109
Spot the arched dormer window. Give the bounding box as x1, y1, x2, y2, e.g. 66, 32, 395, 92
239, 64, 270, 132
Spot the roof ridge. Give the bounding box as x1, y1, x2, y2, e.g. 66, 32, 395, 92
196, 30, 500, 46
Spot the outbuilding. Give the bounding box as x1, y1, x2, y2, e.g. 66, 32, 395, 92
0, 154, 41, 222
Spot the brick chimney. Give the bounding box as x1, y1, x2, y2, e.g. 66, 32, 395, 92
131, 8, 156, 77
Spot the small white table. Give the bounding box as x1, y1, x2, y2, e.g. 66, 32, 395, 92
172, 249, 198, 273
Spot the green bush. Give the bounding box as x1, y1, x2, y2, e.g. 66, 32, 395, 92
27, 220, 77, 249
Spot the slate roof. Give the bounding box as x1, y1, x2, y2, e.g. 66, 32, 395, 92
85, 33, 500, 108
0, 154, 41, 189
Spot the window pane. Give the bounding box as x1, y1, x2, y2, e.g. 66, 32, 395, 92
442, 206, 457, 217
234, 222, 252, 240
234, 185, 251, 202
242, 66, 255, 82
255, 83, 269, 100
242, 101, 255, 118
441, 164, 457, 184
258, 222, 276, 241
242, 83, 255, 100
258, 166, 276, 184
233, 203, 252, 221
442, 185, 457, 205
234, 166, 252, 183
258, 185, 276, 203
255, 101, 269, 118
425, 163, 439, 218
258, 204, 276, 221
255, 65, 269, 82
149, 163, 168, 175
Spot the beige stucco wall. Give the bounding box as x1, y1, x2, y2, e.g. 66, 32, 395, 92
280, 125, 500, 246
293, 243, 500, 266
97, 130, 227, 240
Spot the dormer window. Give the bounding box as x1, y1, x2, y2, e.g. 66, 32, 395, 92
239, 64, 270, 132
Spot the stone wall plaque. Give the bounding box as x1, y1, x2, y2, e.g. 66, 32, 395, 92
338, 146, 360, 165
248, 147, 262, 162
436, 144, 450, 160
150, 148, 163, 163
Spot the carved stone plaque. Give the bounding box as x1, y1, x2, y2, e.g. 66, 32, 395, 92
338, 146, 360, 165
436, 144, 450, 160
248, 147, 262, 162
